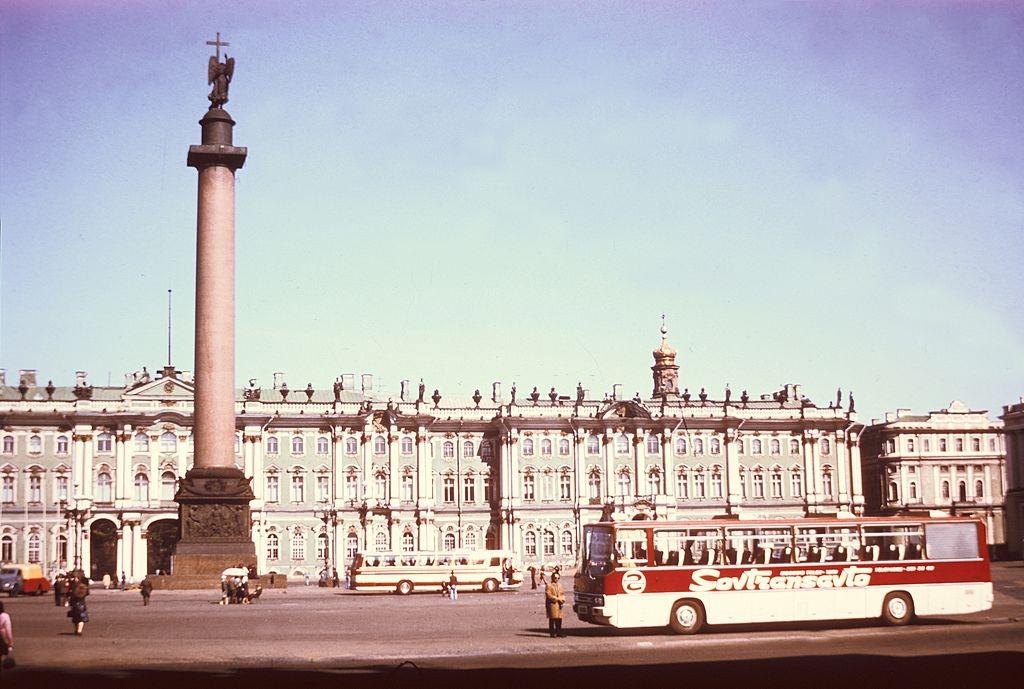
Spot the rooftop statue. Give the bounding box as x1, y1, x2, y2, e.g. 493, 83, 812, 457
206, 32, 234, 109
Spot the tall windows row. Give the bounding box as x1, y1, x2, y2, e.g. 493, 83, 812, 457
523, 528, 575, 558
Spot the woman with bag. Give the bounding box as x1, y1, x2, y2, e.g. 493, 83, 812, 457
0, 601, 13, 670
68, 576, 90, 636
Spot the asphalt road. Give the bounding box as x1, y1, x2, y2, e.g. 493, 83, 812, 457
4, 562, 1023, 687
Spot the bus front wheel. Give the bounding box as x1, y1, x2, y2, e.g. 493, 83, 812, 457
482, 578, 499, 593
396, 580, 414, 596
669, 600, 705, 635
882, 592, 914, 626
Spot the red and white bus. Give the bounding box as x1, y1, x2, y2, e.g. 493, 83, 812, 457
573, 516, 992, 634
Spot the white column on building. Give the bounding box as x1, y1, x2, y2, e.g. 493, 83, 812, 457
389, 425, 400, 505
966, 465, 975, 502
132, 521, 145, 579
725, 428, 741, 510
361, 424, 372, 498
836, 432, 851, 506
632, 430, 643, 498
252, 432, 265, 503
898, 463, 908, 507
932, 465, 942, 505
177, 433, 189, 477
72, 431, 87, 496
114, 431, 129, 504
849, 432, 865, 511
983, 465, 992, 503
81, 431, 95, 499
662, 432, 675, 499
331, 429, 343, 505
603, 430, 614, 502
803, 431, 820, 507
243, 431, 255, 481
148, 435, 160, 507
116, 523, 126, 579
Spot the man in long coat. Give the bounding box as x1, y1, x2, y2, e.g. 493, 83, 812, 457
544, 572, 566, 638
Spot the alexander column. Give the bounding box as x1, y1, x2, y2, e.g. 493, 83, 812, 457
171, 33, 256, 578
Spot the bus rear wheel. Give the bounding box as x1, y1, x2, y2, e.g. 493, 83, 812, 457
482, 578, 499, 593
669, 600, 705, 635
882, 592, 914, 626
396, 580, 414, 596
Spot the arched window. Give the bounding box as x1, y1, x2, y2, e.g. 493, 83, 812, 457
374, 471, 387, 500
789, 468, 803, 497
647, 469, 662, 495
346, 533, 359, 559
524, 531, 537, 557
941, 480, 950, 499
907, 438, 916, 452
266, 436, 279, 454
1, 474, 14, 503
561, 530, 574, 555
710, 468, 723, 499
443, 440, 455, 458
57, 435, 69, 454
989, 438, 997, 452
616, 470, 632, 497
481, 441, 493, 458
401, 531, 415, 552
559, 472, 572, 501
710, 437, 721, 455
161, 471, 177, 501
752, 470, 765, 498
57, 534, 68, 564
542, 531, 555, 557
693, 470, 706, 499
888, 481, 899, 501
676, 470, 689, 499
463, 440, 475, 457
374, 529, 389, 552
97, 432, 113, 453
770, 439, 781, 455
958, 481, 967, 502
770, 470, 782, 498
130, 433, 148, 453
821, 438, 831, 455
96, 472, 113, 503
28, 474, 41, 502
674, 437, 687, 455
970, 437, 980, 452
158, 432, 176, 453
523, 472, 536, 501
587, 469, 602, 500
909, 482, 918, 499
465, 530, 478, 550
266, 474, 280, 502
646, 435, 660, 455
540, 439, 552, 456
974, 479, 984, 499
2, 436, 14, 454
316, 437, 329, 455
373, 436, 386, 455
344, 437, 358, 454
28, 533, 41, 563
735, 439, 745, 455
586, 435, 601, 455
751, 438, 762, 455
292, 532, 307, 560
292, 435, 305, 454
400, 437, 414, 455
556, 438, 568, 456
28, 435, 42, 454
1, 534, 13, 561
821, 466, 833, 498
955, 438, 964, 452
134, 472, 149, 501
401, 472, 414, 502
790, 438, 800, 454
443, 532, 456, 551
521, 438, 534, 456
693, 438, 704, 455
615, 434, 629, 455
939, 438, 948, 452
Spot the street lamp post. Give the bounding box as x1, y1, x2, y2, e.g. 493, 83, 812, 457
314, 506, 338, 586
61, 491, 92, 574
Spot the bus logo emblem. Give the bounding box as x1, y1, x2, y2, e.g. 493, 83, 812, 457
622, 569, 647, 594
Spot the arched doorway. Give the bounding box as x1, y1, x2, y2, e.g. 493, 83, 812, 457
89, 519, 118, 583
147, 520, 178, 575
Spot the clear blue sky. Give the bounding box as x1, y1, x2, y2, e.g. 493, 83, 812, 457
2, 1, 1022, 421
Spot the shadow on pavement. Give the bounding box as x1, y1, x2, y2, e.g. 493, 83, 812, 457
6, 652, 1022, 689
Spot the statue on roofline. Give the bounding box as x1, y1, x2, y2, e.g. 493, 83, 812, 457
208, 52, 234, 108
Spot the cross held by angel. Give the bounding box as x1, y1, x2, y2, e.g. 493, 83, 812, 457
206, 32, 235, 109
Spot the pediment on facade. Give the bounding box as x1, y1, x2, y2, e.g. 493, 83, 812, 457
597, 400, 652, 420
124, 375, 195, 401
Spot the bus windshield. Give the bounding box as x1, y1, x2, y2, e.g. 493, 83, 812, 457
584, 527, 614, 576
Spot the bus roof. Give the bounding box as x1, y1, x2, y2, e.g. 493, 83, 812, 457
588, 515, 984, 529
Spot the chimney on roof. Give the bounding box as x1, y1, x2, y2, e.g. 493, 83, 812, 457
75, 371, 87, 387
0, 369, 7, 386
361, 374, 373, 392
612, 384, 622, 400
341, 373, 354, 391
273, 372, 285, 389
181, 370, 193, 384
19, 369, 37, 386
872, 418, 882, 425
492, 382, 501, 403
400, 380, 410, 401
885, 411, 896, 422
896, 408, 910, 417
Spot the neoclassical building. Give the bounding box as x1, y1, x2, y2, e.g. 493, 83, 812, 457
0, 328, 865, 581
860, 402, 1007, 552
1002, 397, 1024, 559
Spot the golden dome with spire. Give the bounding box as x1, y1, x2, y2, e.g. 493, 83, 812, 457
653, 316, 676, 358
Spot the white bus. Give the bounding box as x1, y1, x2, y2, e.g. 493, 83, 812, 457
574, 516, 993, 634
351, 550, 522, 595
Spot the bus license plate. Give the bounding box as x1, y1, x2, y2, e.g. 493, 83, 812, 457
578, 605, 590, 615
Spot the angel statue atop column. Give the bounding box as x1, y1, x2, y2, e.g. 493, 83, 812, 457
208, 53, 235, 108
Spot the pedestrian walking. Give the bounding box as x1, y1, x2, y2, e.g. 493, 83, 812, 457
68, 577, 90, 636
545, 572, 566, 638
0, 601, 13, 670
539, 566, 547, 586
528, 565, 537, 590
304, 572, 310, 587
120, 572, 127, 591
448, 570, 458, 601
332, 568, 340, 588
140, 576, 153, 606
101, 572, 111, 590
53, 575, 66, 607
